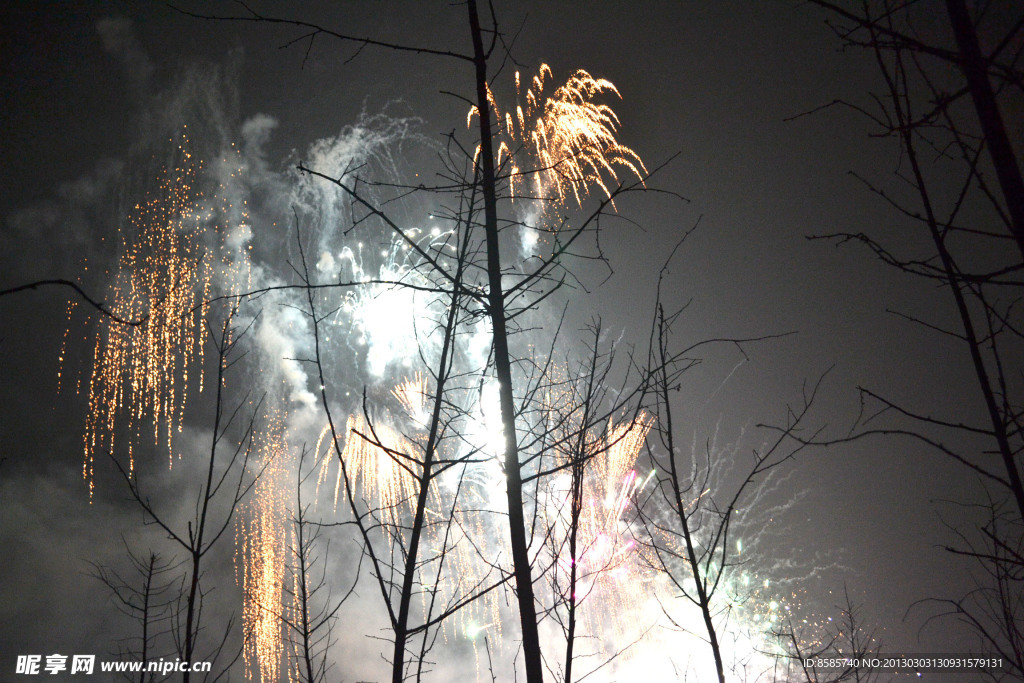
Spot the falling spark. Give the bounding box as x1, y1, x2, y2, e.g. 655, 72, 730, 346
79, 134, 212, 487
336, 413, 418, 518
392, 372, 429, 427
237, 408, 292, 683
72, 132, 252, 492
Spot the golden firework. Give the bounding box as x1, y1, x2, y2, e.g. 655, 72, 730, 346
469, 64, 647, 214
392, 372, 429, 427
74, 132, 252, 492
237, 408, 292, 683
80, 135, 213, 487
317, 413, 419, 519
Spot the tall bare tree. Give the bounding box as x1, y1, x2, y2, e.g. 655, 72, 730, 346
639, 286, 820, 682
110, 307, 266, 681
796, 0, 1024, 674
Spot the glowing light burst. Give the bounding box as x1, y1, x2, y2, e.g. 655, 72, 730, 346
324, 226, 458, 379
538, 416, 659, 655
469, 64, 648, 214
300, 219, 827, 680
354, 280, 421, 377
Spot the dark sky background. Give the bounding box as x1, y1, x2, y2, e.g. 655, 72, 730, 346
0, 1, 1010, 680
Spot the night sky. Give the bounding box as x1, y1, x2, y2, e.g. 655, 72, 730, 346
0, 1, 1015, 681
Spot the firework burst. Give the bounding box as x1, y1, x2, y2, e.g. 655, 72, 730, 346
78, 134, 212, 488
538, 415, 660, 657
469, 64, 648, 217
56, 72, 831, 682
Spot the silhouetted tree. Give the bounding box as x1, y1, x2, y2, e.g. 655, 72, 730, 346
278, 448, 354, 683
89, 543, 180, 683
110, 306, 266, 681
797, 0, 1024, 673
641, 291, 820, 682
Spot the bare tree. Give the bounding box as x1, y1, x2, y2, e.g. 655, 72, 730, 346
793, 0, 1024, 673
643, 328, 821, 681
529, 319, 653, 683
775, 586, 881, 683
631, 239, 821, 683
797, 1, 1024, 509
89, 543, 180, 683
921, 493, 1024, 679
109, 306, 266, 681
277, 447, 355, 683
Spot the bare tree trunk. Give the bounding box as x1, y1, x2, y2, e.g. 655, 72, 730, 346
293, 502, 318, 683
861, 15, 1024, 521
466, 1, 544, 680
655, 306, 725, 683
563, 451, 582, 683
944, 0, 1024, 263
139, 554, 155, 683
183, 316, 229, 683
391, 238, 465, 683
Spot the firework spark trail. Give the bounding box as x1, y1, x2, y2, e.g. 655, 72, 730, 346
393, 372, 429, 426
65, 129, 290, 678
78, 134, 211, 487
70, 131, 257, 494
337, 413, 419, 525
290, 113, 428, 260
237, 407, 292, 683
